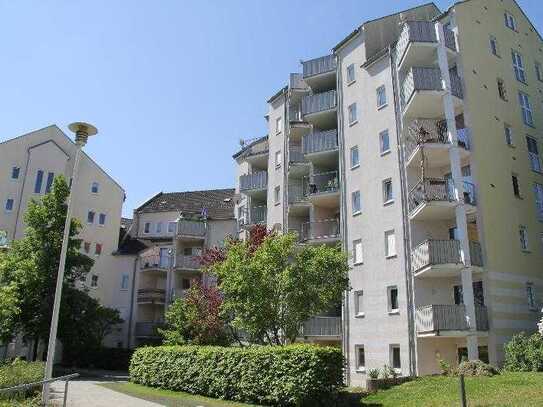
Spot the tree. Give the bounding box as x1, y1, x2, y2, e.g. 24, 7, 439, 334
206, 228, 349, 345
159, 280, 231, 346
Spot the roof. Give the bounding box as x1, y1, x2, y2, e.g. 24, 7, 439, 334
266, 86, 288, 104
232, 135, 268, 159
136, 188, 236, 219
115, 224, 148, 255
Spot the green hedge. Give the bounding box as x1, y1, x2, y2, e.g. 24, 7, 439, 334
0, 359, 44, 402
129, 344, 344, 406
504, 332, 543, 372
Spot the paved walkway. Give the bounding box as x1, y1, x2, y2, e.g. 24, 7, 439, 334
50, 379, 163, 407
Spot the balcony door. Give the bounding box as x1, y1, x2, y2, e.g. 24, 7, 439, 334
454, 281, 484, 306
159, 248, 170, 268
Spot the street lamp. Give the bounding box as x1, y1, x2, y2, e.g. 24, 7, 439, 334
42, 122, 98, 403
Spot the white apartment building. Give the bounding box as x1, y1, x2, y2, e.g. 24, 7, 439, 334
234, 0, 543, 387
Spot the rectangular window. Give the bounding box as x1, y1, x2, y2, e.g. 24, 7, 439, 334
276, 116, 282, 134
352, 190, 361, 215
519, 92, 534, 127
350, 146, 360, 168
504, 124, 514, 145
90, 274, 98, 288
519, 225, 529, 251
144, 222, 151, 234
380, 130, 390, 154
534, 183, 543, 221
355, 345, 365, 371
504, 12, 517, 31
44, 172, 54, 194
275, 150, 282, 167
87, 210, 95, 224
385, 230, 396, 258
346, 63, 355, 84
121, 273, 129, 290
348, 103, 357, 125
354, 290, 364, 316
388, 286, 399, 312
99, 213, 106, 226
497, 78, 507, 100
526, 136, 542, 173
156, 221, 162, 233
274, 186, 280, 204
391, 345, 401, 370
353, 239, 363, 265
168, 221, 176, 233
83, 241, 90, 254
383, 179, 393, 203
489, 35, 499, 56
95, 243, 102, 255
91, 182, 99, 194
536, 62, 543, 82
376, 85, 387, 108
11, 167, 20, 180
512, 51, 526, 83
5, 199, 14, 212
527, 283, 536, 310
512, 174, 521, 197
34, 170, 44, 193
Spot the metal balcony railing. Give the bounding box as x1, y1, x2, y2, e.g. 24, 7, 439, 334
304, 171, 339, 196
289, 73, 309, 91
411, 239, 484, 272
288, 183, 308, 204
405, 119, 471, 159
289, 144, 307, 163
301, 219, 340, 242
238, 137, 269, 158
250, 206, 267, 224
239, 172, 268, 192
401, 67, 463, 109
450, 72, 463, 98
289, 104, 304, 122
396, 21, 438, 65
443, 28, 457, 52
302, 55, 337, 78
177, 219, 207, 237
415, 304, 489, 333
408, 177, 454, 212
302, 90, 337, 115
176, 255, 201, 270
302, 316, 341, 336
140, 254, 171, 270
137, 289, 166, 304
303, 129, 338, 154
135, 322, 165, 337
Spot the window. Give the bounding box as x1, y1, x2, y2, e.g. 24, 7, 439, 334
99, 213, 106, 226
274, 186, 280, 205
275, 150, 282, 168
44, 172, 54, 194
350, 146, 360, 168
385, 230, 396, 258
90, 275, 98, 288
120, 274, 129, 290
91, 182, 99, 194
512, 51, 526, 83
83, 242, 90, 253
512, 174, 521, 197
352, 190, 361, 215
348, 103, 357, 125
182, 278, 191, 290
504, 124, 514, 145
156, 221, 162, 233
536, 62, 543, 82
355, 345, 365, 371
390, 345, 401, 370
87, 210, 95, 224
354, 290, 364, 317
380, 130, 390, 154
519, 225, 529, 251
168, 221, 176, 233
353, 239, 363, 265
95, 243, 102, 255
376, 85, 387, 108
276, 116, 282, 134
497, 78, 507, 100
11, 167, 20, 180
346, 63, 355, 84
34, 170, 44, 193
534, 183, 543, 221
527, 283, 536, 310
5, 199, 14, 212
489, 35, 499, 56
526, 136, 542, 173
519, 92, 534, 127
388, 286, 399, 313
144, 222, 151, 234
383, 179, 393, 203
504, 12, 517, 31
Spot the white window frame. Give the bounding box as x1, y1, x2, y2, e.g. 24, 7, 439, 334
380, 130, 391, 155
348, 103, 358, 125
352, 190, 361, 215
350, 146, 360, 169
355, 345, 366, 372
346, 63, 355, 84
535, 62, 543, 82
87, 210, 96, 224
504, 12, 517, 31
376, 85, 387, 109
383, 179, 393, 204
385, 230, 397, 258
519, 92, 534, 127
519, 225, 529, 251
274, 186, 281, 205
390, 344, 401, 371
527, 283, 537, 310
526, 136, 542, 173
275, 150, 282, 168
98, 213, 106, 226
11, 166, 20, 180
120, 273, 129, 290
91, 182, 99, 194
512, 51, 526, 83
4, 198, 14, 212
354, 290, 364, 317
276, 116, 282, 134
489, 35, 499, 56
387, 286, 399, 314
534, 183, 543, 222
144, 222, 151, 234
504, 124, 514, 146
353, 239, 363, 265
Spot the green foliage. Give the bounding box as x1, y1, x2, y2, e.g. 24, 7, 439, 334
207, 231, 349, 344
367, 368, 379, 379
504, 332, 543, 372
456, 360, 498, 377
438, 359, 452, 376
0, 359, 44, 401
129, 344, 344, 406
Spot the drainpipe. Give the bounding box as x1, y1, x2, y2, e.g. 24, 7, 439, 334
126, 255, 138, 348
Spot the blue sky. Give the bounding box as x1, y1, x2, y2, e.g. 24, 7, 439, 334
0, 1, 541, 217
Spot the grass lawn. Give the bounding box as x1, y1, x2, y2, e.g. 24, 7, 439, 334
100, 382, 261, 407
361, 372, 543, 407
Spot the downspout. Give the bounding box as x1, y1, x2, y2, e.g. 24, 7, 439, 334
126, 255, 138, 348
390, 45, 417, 377
283, 89, 289, 234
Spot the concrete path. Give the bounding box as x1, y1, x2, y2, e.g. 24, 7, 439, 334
50, 379, 163, 407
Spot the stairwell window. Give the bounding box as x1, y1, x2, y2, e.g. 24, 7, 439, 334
34, 170, 44, 194
376, 85, 387, 109
350, 146, 360, 169
276, 117, 282, 134
489, 35, 499, 56
504, 12, 517, 31
504, 124, 514, 146
497, 78, 507, 101
536, 62, 543, 82
380, 130, 390, 155
91, 182, 99, 194
4, 199, 14, 212
526, 136, 542, 173
388, 286, 399, 314
385, 230, 396, 258
512, 51, 526, 83
354, 290, 364, 317
348, 103, 358, 125
346, 63, 355, 84
353, 239, 363, 265
512, 174, 522, 198
519, 225, 529, 251
383, 179, 393, 204
355, 345, 365, 372
11, 167, 20, 180
274, 186, 281, 205
275, 150, 282, 168
390, 345, 401, 371
120, 273, 129, 290
519, 92, 534, 127
526, 283, 536, 310
352, 190, 361, 215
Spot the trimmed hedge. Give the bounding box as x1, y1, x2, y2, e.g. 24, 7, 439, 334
129, 344, 344, 406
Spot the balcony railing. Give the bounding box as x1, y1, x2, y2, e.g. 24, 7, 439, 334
303, 129, 338, 155
177, 219, 207, 238
301, 219, 340, 242
305, 171, 339, 196
176, 255, 201, 270
137, 289, 166, 304
240, 172, 268, 192
302, 316, 341, 337
140, 254, 170, 270
396, 21, 438, 65
289, 144, 307, 164
238, 137, 269, 158
302, 55, 337, 78
289, 103, 304, 122
443, 28, 457, 52
302, 90, 337, 115
405, 119, 471, 159
135, 322, 165, 337
415, 304, 489, 333
288, 183, 308, 204
411, 239, 484, 272
450, 72, 463, 98
463, 181, 476, 205
408, 177, 454, 213
400, 67, 463, 109
289, 73, 309, 91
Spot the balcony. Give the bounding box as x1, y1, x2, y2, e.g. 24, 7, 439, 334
408, 177, 455, 220
176, 255, 201, 270
135, 322, 165, 338
302, 90, 337, 128
289, 73, 309, 92
288, 144, 309, 177
305, 171, 339, 207
415, 305, 489, 337
236, 137, 269, 167
239, 205, 267, 227
405, 120, 471, 169
400, 67, 463, 118
412, 239, 484, 277
302, 55, 337, 90
301, 316, 341, 338
137, 288, 166, 304
395, 21, 457, 71
301, 219, 340, 244
177, 219, 207, 240
239, 172, 268, 199
303, 129, 338, 166
140, 254, 170, 271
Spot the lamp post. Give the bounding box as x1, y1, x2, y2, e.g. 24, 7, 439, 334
42, 122, 98, 403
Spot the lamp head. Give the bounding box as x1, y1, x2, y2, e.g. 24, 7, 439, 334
68, 122, 98, 146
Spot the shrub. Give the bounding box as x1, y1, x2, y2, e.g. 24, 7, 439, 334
438, 359, 452, 376
0, 359, 44, 401
367, 368, 379, 379
63, 347, 133, 371
129, 344, 344, 406
456, 360, 498, 377
504, 332, 543, 372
